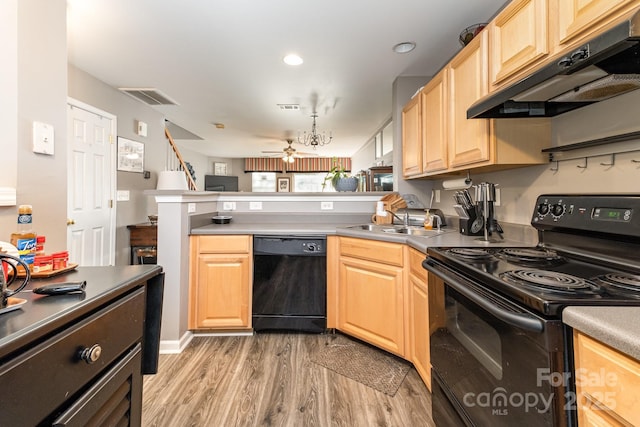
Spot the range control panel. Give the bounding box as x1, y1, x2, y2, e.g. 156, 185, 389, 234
531, 195, 640, 237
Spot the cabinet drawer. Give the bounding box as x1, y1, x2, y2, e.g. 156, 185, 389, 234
196, 235, 251, 253
339, 237, 404, 267
0, 289, 145, 426
574, 331, 640, 426
409, 247, 427, 279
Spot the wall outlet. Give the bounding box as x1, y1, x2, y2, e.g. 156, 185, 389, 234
321, 201, 334, 210
222, 201, 236, 211
249, 201, 263, 210
187, 203, 196, 213
434, 189, 441, 203
116, 190, 130, 201
495, 188, 501, 206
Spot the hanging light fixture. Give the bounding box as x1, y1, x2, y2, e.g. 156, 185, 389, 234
298, 113, 332, 149
282, 153, 295, 163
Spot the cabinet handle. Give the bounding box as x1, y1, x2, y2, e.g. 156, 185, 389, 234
79, 344, 102, 364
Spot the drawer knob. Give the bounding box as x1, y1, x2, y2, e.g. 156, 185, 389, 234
79, 344, 102, 364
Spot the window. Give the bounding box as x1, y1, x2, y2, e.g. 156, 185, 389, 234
293, 173, 333, 192
251, 172, 276, 192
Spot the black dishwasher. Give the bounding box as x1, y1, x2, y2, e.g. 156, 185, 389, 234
252, 235, 326, 333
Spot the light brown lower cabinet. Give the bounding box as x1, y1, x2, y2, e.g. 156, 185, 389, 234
573, 330, 640, 426
336, 237, 406, 357
189, 235, 252, 330
408, 247, 431, 391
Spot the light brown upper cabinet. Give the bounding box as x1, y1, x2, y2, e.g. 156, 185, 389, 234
421, 69, 448, 174
448, 30, 492, 169
553, 0, 639, 52
402, 94, 423, 178
489, 0, 549, 91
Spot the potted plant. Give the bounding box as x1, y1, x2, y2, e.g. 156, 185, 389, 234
322, 158, 358, 191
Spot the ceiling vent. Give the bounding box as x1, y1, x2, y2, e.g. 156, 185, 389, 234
277, 104, 300, 111
119, 88, 179, 106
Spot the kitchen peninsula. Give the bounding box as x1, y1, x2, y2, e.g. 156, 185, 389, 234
151, 190, 535, 355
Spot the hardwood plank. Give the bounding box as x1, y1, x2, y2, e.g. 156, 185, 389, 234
142, 333, 434, 426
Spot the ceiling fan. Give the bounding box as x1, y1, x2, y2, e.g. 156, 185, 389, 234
261, 139, 318, 163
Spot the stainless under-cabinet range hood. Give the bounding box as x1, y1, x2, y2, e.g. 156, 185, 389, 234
468, 9, 640, 119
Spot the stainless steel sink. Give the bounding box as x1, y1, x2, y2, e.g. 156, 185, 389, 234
382, 226, 444, 236
346, 224, 450, 237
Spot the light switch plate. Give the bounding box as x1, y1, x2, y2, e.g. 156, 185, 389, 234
187, 203, 196, 213
33, 121, 55, 155
116, 190, 130, 201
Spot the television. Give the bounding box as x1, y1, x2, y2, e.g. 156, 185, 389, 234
204, 175, 239, 192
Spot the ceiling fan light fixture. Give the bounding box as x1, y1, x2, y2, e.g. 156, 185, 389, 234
392, 41, 416, 54
283, 54, 303, 66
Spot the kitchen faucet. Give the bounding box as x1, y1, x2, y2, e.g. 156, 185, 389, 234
386, 209, 410, 226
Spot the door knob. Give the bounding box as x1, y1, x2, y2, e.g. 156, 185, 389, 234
67, 218, 75, 225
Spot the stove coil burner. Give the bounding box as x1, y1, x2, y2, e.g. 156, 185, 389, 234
500, 269, 602, 294
593, 273, 640, 298
447, 248, 495, 262
496, 248, 566, 267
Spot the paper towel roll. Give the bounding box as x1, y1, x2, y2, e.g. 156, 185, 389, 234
442, 178, 472, 190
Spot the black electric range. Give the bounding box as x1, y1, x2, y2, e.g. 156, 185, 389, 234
424, 194, 640, 427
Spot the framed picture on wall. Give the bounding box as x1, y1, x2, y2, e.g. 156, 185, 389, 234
214, 162, 228, 176
277, 177, 291, 192
117, 137, 144, 172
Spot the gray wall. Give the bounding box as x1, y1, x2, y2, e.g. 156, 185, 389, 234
68, 65, 168, 264
0, 0, 68, 252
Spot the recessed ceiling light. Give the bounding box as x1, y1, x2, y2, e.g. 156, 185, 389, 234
392, 42, 416, 54
283, 54, 303, 66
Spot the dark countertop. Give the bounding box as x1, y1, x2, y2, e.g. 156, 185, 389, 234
0, 265, 162, 360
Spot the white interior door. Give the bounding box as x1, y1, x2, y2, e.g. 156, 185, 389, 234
67, 100, 116, 266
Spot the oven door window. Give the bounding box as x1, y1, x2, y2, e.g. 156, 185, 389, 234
449, 297, 502, 380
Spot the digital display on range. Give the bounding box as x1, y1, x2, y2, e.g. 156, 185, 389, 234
592, 207, 632, 222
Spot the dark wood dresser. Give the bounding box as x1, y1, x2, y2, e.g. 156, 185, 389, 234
0, 265, 164, 426
127, 223, 158, 264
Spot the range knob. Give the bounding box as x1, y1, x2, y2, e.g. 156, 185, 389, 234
537, 203, 550, 216
551, 204, 566, 218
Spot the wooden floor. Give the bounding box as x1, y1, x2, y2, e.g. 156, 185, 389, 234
142, 333, 434, 426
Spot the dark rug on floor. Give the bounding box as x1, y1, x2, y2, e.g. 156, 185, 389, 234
310, 334, 411, 396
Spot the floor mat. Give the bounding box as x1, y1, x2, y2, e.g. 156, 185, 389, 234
310, 333, 411, 396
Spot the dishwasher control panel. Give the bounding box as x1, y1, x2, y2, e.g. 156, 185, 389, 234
253, 235, 327, 256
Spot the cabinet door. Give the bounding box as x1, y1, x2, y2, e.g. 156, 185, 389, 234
448, 31, 491, 168
408, 247, 430, 390
422, 69, 448, 173
402, 94, 423, 177
490, 0, 549, 89
191, 253, 251, 329
555, 0, 636, 48
338, 256, 405, 357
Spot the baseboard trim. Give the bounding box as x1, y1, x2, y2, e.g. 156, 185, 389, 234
193, 330, 254, 337
159, 331, 194, 354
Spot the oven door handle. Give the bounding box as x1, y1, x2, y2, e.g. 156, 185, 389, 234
423, 258, 544, 333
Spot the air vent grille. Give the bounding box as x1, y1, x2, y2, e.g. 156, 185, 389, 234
119, 88, 179, 105
277, 104, 300, 111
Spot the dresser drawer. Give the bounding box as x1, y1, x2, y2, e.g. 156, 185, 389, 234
0, 288, 145, 426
